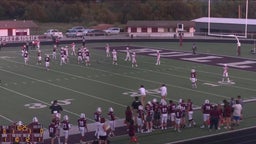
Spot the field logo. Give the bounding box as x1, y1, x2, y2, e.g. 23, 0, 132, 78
24, 99, 73, 109
122, 89, 160, 97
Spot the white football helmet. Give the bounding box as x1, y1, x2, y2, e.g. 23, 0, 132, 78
109, 107, 114, 112
224, 64, 227, 67
205, 99, 210, 104
191, 69, 195, 72
32, 117, 38, 123
63, 115, 69, 121
97, 107, 102, 113
147, 101, 152, 106
176, 105, 181, 110
17, 121, 23, 126
138, 105, 143, 110
152, 98, 157, 103
80, 113, 85, 118
160, 99, 167, 105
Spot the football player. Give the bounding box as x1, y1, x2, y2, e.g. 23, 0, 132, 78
222, 64, 230, 83
108, 107, 116, 137
139, 85, 146, 107
94, 107, 102, 139
24, 50, 29, 65
84, 49, 90, 66
45, 54, 50, 71
112, 49, 118, 65
105, 43, 110, 57
52, 45, 57, 59
60, 47, 66, 66
125, 47, 131, 61
159, 84, 167, 100
175, 105, 182, 132
190, 69, 197, 88
77, 48, 83, 64
137, 105, 145, 133
155, 50, 161, 65
36, 50, 42, 65
201, 99, 212, 128
187, 99, 196, 127
131, 52, 138, 67
160, 100, 168, 130
49, 120, 57, 144
77, 113, 88, 143
168, 100, 176, 128
145, 101, 153, 133
71, 42, 76, 56
61, 115, 71, 144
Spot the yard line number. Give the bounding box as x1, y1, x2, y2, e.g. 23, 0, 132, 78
24, 99, 73, 109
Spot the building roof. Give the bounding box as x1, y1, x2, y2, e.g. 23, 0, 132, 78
127, 20, 194, 28
0, 20, 38, 29
192, 17, 256, 25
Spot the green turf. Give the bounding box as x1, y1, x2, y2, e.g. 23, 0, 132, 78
0, 41, 255, 143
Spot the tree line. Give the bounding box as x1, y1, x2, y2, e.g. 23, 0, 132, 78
0, 0, 254, 26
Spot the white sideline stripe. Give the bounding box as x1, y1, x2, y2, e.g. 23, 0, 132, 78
165, 126, 256, 144
0, 114, 13, 122
0, 85, 91, 121
0, 68, 126, 109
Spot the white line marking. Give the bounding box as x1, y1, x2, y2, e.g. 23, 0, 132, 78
0, 85, 95, 122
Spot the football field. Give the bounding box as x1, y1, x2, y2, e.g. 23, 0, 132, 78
0, 40, 256, 144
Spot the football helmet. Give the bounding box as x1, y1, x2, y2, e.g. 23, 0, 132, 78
109, 107, 114, 112
97, 107, 102, 113
205, 99, 210, 104
63, 115, 69, 121
138, 105, 143, 110
32, 117, 38, 123
191, 69, 195, 72
80, 113, 85, 118
152, 98, 157, 103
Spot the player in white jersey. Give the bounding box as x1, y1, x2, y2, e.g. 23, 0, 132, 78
131, 52, 138, 67
155, 50, 161, 65
105, 43, 110, 57
125, 47, 131, 61
139, 85, 146, 107
159, 84, 167, 100
222, 64, 230, 83
71, 42, 76, 56
190, 69, 197, 88
37, 50, 42, 65
112, 49, 117, 65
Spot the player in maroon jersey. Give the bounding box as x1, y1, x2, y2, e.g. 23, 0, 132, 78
24, 50, 29, 65
201, 99, 213, 128
175, 105, 183, 132
179, 99, 187, 128
108, 107, 116, 137
77, 48, 83, 64
45, 54, 50, 71
168, 100, 176, 128
49, 120, 57, 144
190, 69, 197, 88
84, 49, 90, 66
61, 115, 71, 144
137, 105, 145, 133
160, 100, 168, 130
145, 101, 153, 133
52, 113, 61, 144
52, 45, 57, 59
186, 99, 196, 127
94, 107, 102, 139
77, 113, 88, 143
128, 119, 138, 144
125, 106, 133, 130
152, 98, 160, 129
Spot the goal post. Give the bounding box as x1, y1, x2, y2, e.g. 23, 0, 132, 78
207, 0, 248, 38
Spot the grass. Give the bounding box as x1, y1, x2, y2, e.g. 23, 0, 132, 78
0, 41, 255, 144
